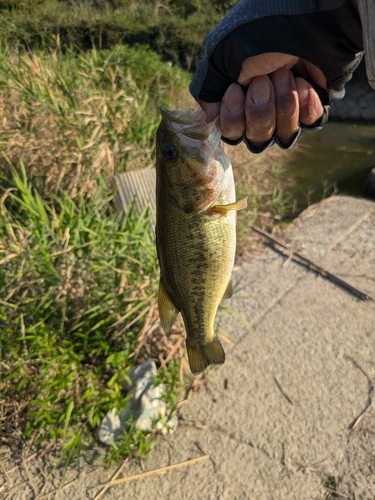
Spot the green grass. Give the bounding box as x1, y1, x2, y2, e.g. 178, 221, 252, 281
0, 165, 181, 463
0, 0, 236, 71
0, 33, 296, 467
234, 153, 294, 255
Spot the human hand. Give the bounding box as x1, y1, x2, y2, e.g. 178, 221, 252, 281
200, 53, 326, 152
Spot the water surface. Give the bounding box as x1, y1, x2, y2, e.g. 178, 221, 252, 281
279, 123, 375, 215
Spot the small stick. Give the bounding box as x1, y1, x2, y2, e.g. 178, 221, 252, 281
274, 376, 293, 405
21, 456, 37, 499
111, 305, 152, 339
34, 469, 50, 500
177, 387, 194, 408
180, 358, 191, 385
217, 332, 233, 345
92, 455, 209, 489
20, 314, 28, 355
195, 442, 218, 472
323, 486, 348, 498
133, 318, 159, 363
37, 468, 102, 500
326, 209, 374, 253
92, 459, 129, 500
164, 335, 185, 365
0, 460, 12, 488
345, 356, 374, 430
158, 353, 167, 370
3, 481, 28, 500
0, 299, 17, 309
250, 226, 373, 301
5, 442, 55, 475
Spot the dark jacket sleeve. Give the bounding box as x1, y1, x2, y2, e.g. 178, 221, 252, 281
191, 0, 363, 107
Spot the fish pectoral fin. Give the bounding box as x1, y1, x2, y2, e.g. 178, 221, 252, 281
186, 335, 225, 375
222, 278, 233, 300
158, 279, 179, 333
213, 197, 247, 214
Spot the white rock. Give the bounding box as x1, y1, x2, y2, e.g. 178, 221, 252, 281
98, 360, 178, 446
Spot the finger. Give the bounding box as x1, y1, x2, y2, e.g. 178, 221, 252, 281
238, 53, 299, 85
244, 75, 275, 149
200, 101, 220, 123
303, 61, 327, 89
220, 83, 246, 141
295, 77, 324, 126
270, 68, 299, 145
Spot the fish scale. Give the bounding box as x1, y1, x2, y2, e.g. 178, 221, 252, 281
158, 203, 235, 335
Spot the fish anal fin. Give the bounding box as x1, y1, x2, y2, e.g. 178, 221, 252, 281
213, 197, 247, 214
186, 335, 225, 375
158, 279, 179, 333
222, 278, 233, 300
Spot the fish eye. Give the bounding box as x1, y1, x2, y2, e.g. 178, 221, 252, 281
162, 144, 178, 161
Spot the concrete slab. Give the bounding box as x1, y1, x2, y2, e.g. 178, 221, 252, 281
3, 195, 375, 499
112, 195, 375, 500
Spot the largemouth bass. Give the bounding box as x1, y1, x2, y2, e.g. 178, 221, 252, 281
155, 107, 246, 374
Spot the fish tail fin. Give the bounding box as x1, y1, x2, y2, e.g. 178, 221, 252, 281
186, 335, 225, 375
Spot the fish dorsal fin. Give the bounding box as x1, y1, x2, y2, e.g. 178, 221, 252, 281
213, 197, 247, 214
222, 278, 233, 300
158, 279, 179, 333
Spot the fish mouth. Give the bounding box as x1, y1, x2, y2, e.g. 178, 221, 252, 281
160, 107, 208, 125
160, 107, 221, 143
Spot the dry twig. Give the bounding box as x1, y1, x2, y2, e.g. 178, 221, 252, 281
323, 486, 348, 498
345, 356, 374, 429
21, 454, 37, 498
0, 460, 12, 489
274, 376, 293, 405
251, 225, 373, 301
92, 459, 129, 500
37, 468, 102, 500
91, 454, 209, 489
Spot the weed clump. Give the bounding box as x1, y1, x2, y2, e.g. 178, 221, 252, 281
0, 167, 181, 461
0, 44, 189, 198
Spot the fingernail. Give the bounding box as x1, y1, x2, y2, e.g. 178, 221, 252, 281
250, 76, 271, 106
223, 83, 244, 113
276, 70, 290, 95
295, 77, 309, 104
